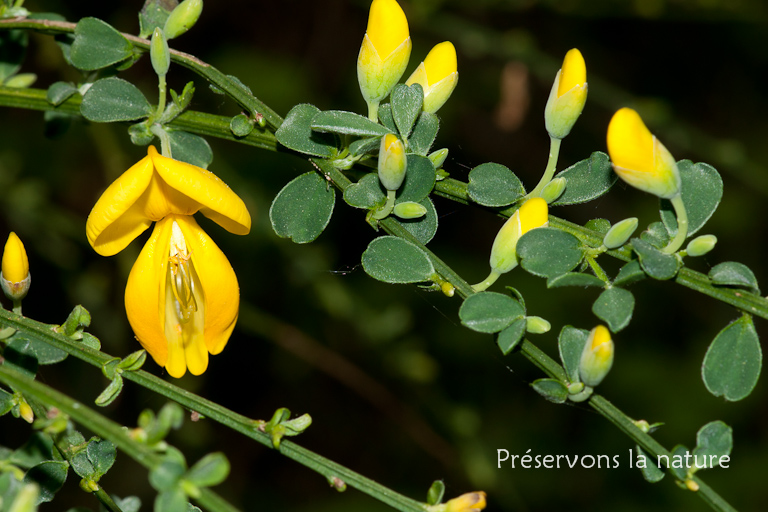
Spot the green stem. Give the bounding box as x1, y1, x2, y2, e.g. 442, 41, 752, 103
471, 269, 501, 292
586, 257, 610, 285
367, 100, 380, 123
156, 73, 167, 120
0, 18, 283, 129
0, 308, 425, 512
0, 366, 240, 512
527, 136, 562, 198
150, 124, 172, 158
663, 193, 689, 254
12, 299, 21, 315
372, 189, 397, 219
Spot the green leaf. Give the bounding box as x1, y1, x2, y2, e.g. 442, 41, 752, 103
660, 161, 723, 237
23, 461, 68, 504
361, 236, 435, 284
311, 110, 391, 137
552, 152, 617, 206
392, 197, 438, 245
46, 81, 78, 106
667, 445, 690, 480
640, 221, 670, 248
7, 332, 67, 365
692, 421, 732, 469
702, 315, 762, 401
139, 0, 176, 39
378, 103, 397, 133
397, 154, 435, 203
558, 326, 589, 383
631, 238, 680, 280
95, 375, 124, 407
408, 111, 439, 156
229, 113, 254, 137
70, 18, 134, 71
155, 488, 188, 512
467, 163, 525, 207
0, 30, 28, 83
426, 480, 445, 506
459, 292, 525, 334
547, 272, 605, 289
270, 172, 335, 244
275, 104, 338, 158
531, 379, 568, 404
80, 78, 151, 123
496, 318, 527, 355
585, 218, 611, 235
349, 136, 382, 158
391, 83, 423, 138
185, 453, 230, 487
517, 228, 583, 278
708, 262, 760, 294
0, 388, 14, 416
86, 439, 116, 479
149, 458, 185, 492
343, 173, 386, 209
592, 287, 635, 332
635, 445, 665, 483
613, 260, 646, 287
167, 130, 213, 169
11, 433, 54, 468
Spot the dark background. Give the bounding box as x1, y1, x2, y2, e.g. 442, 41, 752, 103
1, 0, 767, 511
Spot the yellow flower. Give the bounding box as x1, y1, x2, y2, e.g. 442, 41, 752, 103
607, 107, 681, 199
579, 325, 614, 387
1, 232, 31, 301
358, 0, 411, 118
378, 133, 407, 191
544, 48, 587, 139
489, 197, 549, 274
86, 146, 251, 378
444, 491, 487, 512
405, 41, 458, 114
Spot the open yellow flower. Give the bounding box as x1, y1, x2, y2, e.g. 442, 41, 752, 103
86, 146, 251, 377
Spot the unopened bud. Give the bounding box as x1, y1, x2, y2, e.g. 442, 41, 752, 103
686, 234, 717, 257
428, 148, 449, 169
443, 491, 487, 512
545, 49, 587, 139
150, 28, 170, 77
540, 177, 566, 204
603, 217, 639, 249
489, 198, 549, 275
579, 325, 614, 387
2, 232, 30, 301
164, 0, 203, 39
405, 41, 458, 114
525, 316, 551, 334
378, 133, 407, 191
393, 201, 427, 219
19, 399, 34, 424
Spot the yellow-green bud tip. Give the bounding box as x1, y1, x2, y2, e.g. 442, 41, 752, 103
366, 0, 409, 58
2, 232, 29, 283
558, 49, 586, 97
163, 0, 204, 40
489, 197, 549, 275
579, 325, 614, 387
444, 491, 487, 512
607, 107, 681, 199
378, 134, 407, 191
406, 41, 458, 113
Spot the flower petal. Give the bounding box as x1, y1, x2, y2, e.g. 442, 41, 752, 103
86, 155, 154, 256
149, 146, 251, 235
176, 215, 239, 357
125, 217, 173, 367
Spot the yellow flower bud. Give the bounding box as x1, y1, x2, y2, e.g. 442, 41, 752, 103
544, 48, 587, 139
378, 133, 407, 191
444, 491, 487, 512
579, 325, 614, 387
607, 107, 681, 199
1, 232, 31, 301
489, 197, 549, 274
358, 0, 412, 118
18, 398, 34, 423
405, 41, 458, 114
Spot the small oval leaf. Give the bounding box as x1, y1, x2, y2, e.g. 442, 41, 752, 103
468, 163, 525, 207
517, 228, 583, 278
660, 161, 723, 237
361, 236, 435, 284
270, 172, 335, 244
592, 287, 635, 333
80, 77, 151, 122
459, 292, 525, 334
702, 315, 762, 401
552, 152, 617, 206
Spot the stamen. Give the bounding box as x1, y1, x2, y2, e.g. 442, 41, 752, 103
168, 221, 198, 324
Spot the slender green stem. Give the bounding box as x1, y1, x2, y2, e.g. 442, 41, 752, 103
150, 124, 172, 158
663, 193, 689, 254
372, 189, 397, 219
0, 18, 283, 129
93, 488, 124, 512
527, 136, 561, 198
12, 299, 21, 315
156, 73, 167, 120
586, 257, 610, 284
367, 100, 380, 123
0, 308, 425, 512
471, 269, 501, 292
0, 366, 240, 512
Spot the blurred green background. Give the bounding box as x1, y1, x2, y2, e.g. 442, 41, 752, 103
1, 0, 767, 511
